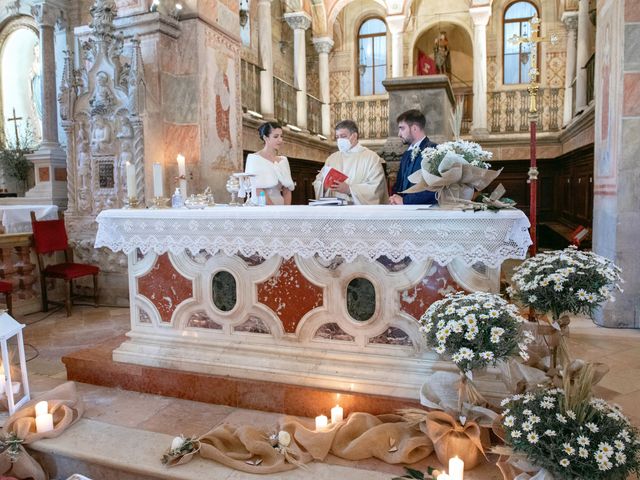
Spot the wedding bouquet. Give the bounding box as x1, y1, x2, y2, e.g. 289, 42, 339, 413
405, 140, 500, 204
500, 388, 640, 479
507, 246, 623, 322
420, 291, 531, 375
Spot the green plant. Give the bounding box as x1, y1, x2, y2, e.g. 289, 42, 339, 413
0, 124, 36, 191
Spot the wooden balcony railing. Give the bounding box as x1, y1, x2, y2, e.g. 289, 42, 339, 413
273, 77, 297, 127
488, 88, 563, 133
240, 59, 262, 114
330, 99, 389, 140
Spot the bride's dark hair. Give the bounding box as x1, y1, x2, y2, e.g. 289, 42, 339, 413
258, 122, 282, 141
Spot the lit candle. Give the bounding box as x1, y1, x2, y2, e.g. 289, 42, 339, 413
449, 456, 464, 480
176, 154, 186, 177
126, 162, 136, 198
153, 163, 164, 198
9, 381, 19, 395
35, 413, 54, 433
436, 474, 451, 480
315, 414, 328, 430
331, 405, 343, 424
35, 401, 48, 417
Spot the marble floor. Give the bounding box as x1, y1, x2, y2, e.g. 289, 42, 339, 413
9, 303, 640, 479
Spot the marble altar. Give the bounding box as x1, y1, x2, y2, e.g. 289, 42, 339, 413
95, 205, 531, 400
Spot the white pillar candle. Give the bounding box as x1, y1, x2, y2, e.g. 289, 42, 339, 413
331, 405, 343, 424
176, 154, 186, 177
35, 400, 48, 417
449, 456, 464, 480
35, 413, 54, 433
0, 374, 5, 394
153, 163, 164, 198
436, 474, 451, 480
315, 414, 328, 430
126, 162, 136, 198
9, 381, 19, 395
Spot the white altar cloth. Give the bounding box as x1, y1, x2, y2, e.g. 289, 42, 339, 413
95, 206, 531, 267
0, 205, 59, 233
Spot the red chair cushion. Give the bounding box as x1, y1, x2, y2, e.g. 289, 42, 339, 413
31, 217, 69, 254
0, 281, 12, 293
43, 263, 99, 280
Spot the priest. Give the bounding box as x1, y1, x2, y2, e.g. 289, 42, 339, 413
313, 120, 389, 205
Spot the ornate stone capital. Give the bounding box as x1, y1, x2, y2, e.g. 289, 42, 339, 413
312, 37, 333, 55
386, 14, 406, 35
31, 3, 59, 27
561, 11, 579, 31
4, 0, 21, 17
284, 12, 311, 32
469, 5, 491, 27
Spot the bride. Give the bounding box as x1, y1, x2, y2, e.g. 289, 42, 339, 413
244, 122, 295, 205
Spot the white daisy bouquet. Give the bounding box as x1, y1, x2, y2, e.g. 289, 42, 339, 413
406, 141, 500, 204
420, 140, 493, 177
420, 292, 531, 374
508, 246, 622, 322
500, 388, 640, 479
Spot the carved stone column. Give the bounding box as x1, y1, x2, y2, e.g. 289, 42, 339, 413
258, 0, 275, 118
574, 0, 593, 112
386, 15, 405, 78
32, 3, 60, 147
562, 12, 579, 125
284, 12, 311, 130
312, 37, 334, 137
469, 6, 491, 134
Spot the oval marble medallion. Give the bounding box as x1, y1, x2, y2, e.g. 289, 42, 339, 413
212, 271, 237, 312
346, 277, 376, 322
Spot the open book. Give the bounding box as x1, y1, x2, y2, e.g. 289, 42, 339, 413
321, 166, 348, 190
309, 197, 348, 206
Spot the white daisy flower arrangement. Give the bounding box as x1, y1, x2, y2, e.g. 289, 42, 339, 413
419, 291, 530, 374
508, 246, 622, 321
501, 388, 640, 479
419, 140, 492, 177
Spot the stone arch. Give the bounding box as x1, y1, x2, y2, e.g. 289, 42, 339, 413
327, 0, 386, 34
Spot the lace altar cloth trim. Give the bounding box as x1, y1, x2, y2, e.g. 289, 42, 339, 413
94, 206, 532, 267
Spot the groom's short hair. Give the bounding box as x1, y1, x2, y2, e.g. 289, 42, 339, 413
397, 110, 426, 130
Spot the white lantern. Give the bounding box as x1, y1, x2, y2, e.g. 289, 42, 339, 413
0, 311, 30, 414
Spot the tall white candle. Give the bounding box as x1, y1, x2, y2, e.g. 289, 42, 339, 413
315, 414, 328, 430
331, 405, 343, 424
126, 162, 136, 197
153, 163, 164, 198
449, 456, 464, 480
35, 400, 48, 417
177, 154, 186, 177
436, 474, 451, 480
35, 413, 54, 433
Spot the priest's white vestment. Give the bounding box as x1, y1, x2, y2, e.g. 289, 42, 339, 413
313, 144, 389, 205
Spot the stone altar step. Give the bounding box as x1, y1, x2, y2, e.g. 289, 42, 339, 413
29, 419, 397, 480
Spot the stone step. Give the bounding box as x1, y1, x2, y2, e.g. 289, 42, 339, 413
28, 418, 395, 480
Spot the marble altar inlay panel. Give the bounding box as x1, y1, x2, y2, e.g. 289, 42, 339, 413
138, 309, 151, 324
369, 327, 412, 346
188, 311, 222, 330
314, 323, 355, 342
234, 316, 270, 334
399, 264, 462, 321
257, 258, 323, 334
137, 253, 193, 323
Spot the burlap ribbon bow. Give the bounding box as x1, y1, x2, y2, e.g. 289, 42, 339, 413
0, 381, 84, 480
424, 411, 488, 470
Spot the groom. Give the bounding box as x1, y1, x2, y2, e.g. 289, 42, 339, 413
389, 109, 438, 205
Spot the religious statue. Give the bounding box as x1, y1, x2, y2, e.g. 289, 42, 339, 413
90, 71, 115, 115
433, 32, 451, 76
116, 116, 133, 139
90, 116, 113, 154
28, 44, 43, 121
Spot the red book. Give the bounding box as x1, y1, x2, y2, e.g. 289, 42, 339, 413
321, 166, 348, 190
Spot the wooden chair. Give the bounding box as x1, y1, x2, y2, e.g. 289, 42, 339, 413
0, 281, 13, 316
30, 211, 99, 316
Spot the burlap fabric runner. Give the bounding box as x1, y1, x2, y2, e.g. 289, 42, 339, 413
0, 382, 84, 480
166, 412, 434, 474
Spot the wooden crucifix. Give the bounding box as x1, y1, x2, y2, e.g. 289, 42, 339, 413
7, 108, 22, 150
509, 16, 558, 255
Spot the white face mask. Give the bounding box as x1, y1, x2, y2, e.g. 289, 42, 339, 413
336, 138, 352, 153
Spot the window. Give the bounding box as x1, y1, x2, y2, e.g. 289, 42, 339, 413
503, 1, 539, 85
357, 18, 387, 96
